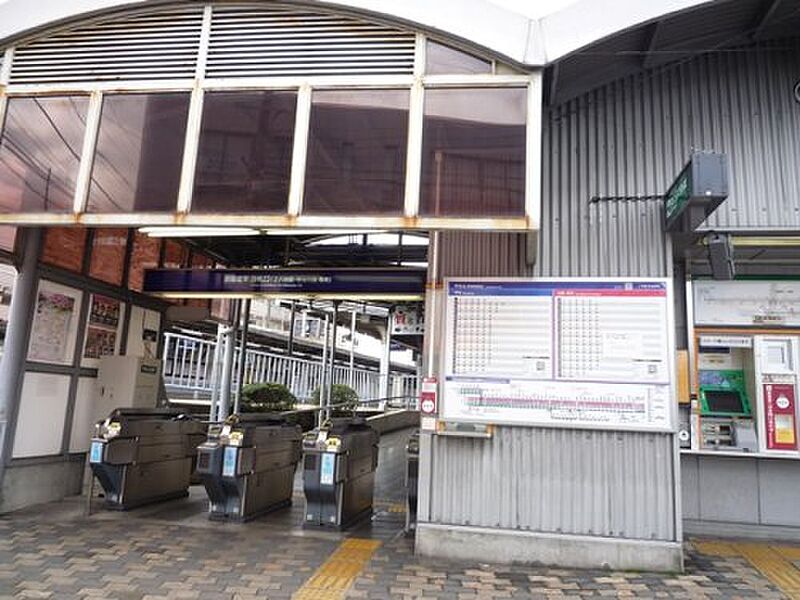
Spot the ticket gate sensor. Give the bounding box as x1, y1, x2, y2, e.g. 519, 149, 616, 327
196, 413, 302, 522
302, 417, 379, 529
89, 408, 207, 510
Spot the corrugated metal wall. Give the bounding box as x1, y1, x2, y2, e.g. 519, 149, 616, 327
423, 233, 679, 542
428, 427, 676, 540
538, 38, 800, 278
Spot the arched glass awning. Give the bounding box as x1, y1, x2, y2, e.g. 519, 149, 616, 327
0, 3, 542, 232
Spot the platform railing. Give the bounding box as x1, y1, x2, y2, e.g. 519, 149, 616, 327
162, 332, 418, 404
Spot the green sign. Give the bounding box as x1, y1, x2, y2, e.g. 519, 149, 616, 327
665, 166, 692, 222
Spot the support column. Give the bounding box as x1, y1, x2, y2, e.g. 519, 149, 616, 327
234, 298, 251, 414
218, 301, 239, 420
379, 311, 393, 408
319, 314, 329, 426
287, 300, 296, 357
327, 301, 339, 413
348, 310, 357, 389
209, 324, 224, 422
0, 228, 42, 492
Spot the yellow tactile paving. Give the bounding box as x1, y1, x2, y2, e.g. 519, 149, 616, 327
292, 538, 382, 600
692, 540, 739, 557
776, 545, 800, 562
694, 539, 800, 599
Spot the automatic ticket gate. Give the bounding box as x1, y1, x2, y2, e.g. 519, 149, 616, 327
302, 417, 379, 529
89, 408, 206, 510
196, 413, 302, 521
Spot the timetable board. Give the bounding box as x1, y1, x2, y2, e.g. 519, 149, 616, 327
442, 278, 675, 431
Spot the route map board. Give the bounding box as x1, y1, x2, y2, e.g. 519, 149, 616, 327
693, 280, 800, 328
442, 279, 675, 432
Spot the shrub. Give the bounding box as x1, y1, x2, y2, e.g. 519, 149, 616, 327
311, 384, 360, 415
240, 383, 296, 413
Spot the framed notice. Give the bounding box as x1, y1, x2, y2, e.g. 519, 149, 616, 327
441, 278, 675, 432
82, 294, 123, 365
694, 279, 800, 327
28, 281, 82, 365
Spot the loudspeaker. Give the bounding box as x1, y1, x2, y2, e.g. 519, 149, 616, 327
707, 233, 735, 280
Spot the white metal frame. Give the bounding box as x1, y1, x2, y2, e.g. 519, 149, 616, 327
0, 3, 543, 232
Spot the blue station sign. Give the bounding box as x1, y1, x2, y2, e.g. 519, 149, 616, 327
143, 268, 427, 300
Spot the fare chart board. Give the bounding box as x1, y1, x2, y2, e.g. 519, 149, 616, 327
442, 279, 674, 432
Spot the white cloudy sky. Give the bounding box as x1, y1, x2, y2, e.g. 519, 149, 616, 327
490, 0, 579, 17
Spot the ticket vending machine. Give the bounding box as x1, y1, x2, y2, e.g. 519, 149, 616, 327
696, 340, 758, 451
754, 337, 800, 454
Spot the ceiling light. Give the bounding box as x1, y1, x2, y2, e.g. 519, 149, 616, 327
263, 228, 381, 236
139, 227, 260, 238
731, 236, 800, 247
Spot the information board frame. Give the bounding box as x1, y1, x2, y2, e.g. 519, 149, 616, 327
440, 277, 677, 433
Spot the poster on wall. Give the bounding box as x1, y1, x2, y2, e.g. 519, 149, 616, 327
83, 294, 122, 361
441, 278, 675, 432
28, 282, 81, 365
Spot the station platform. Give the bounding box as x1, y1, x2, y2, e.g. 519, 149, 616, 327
0, 428, 796, 599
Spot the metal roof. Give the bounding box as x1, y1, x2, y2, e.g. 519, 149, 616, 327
548, 0, 800, 104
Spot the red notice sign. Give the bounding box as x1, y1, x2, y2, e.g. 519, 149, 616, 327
763, 382, 798, 451
420, 377, 438, 415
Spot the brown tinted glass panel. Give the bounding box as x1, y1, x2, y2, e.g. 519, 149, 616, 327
420, 88, 526, 217
41, 228, 87, 272
128, 232, 161, 292
0, 96, 88, 213
89, 228, 128, 286
193, 91, 296, 213
87, 93, 190, 213
304, 90, 408, 215
426, 41, 492, 75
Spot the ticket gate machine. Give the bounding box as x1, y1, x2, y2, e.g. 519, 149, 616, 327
89, 408, 206, 510
302, 417, 379, 529
196, 413, 303, 521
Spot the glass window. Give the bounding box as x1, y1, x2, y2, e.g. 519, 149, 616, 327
426, 41, 492, 75
420, 88, 526, 217
304, 89, 409, 215
0, 96, 88, 213
193, 91, 296, 213
87, 93, 190, 213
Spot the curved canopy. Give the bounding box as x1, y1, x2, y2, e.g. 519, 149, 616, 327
0, 0, 714, 66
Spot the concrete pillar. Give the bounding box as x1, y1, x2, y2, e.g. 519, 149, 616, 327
379, 312, 393, 408
319, 314, 330, 426
0, 228, 42, 492
327, 301, 339, 411
348, 310, 356, 389
218, 318, 236, 420
208, 324, 224, 421
234, 298, 251, 414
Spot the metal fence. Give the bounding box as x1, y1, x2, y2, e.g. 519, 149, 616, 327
162, 332, 418, 404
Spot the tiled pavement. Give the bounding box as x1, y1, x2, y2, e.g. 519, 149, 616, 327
0, 428, 795, 599
0, 506, 791, 599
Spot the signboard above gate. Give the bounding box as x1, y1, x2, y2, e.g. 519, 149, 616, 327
143, 267, 426, 300
664, 152, 728, 232
441, 278, 675, 432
